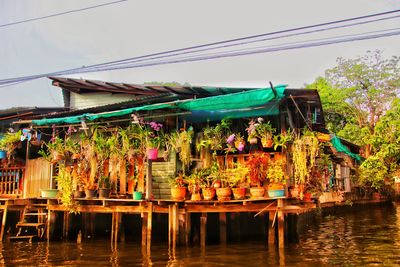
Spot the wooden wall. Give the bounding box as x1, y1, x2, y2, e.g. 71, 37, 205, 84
23, 158, 52, 198
152, 152, 177, 199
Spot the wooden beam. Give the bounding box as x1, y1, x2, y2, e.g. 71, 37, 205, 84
141, 212, 148, 253
185, 212, 191, 246
48, 205, 147, 213
268, 211, 275, 246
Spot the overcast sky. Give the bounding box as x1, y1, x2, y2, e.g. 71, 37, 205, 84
1, 0, 399, 109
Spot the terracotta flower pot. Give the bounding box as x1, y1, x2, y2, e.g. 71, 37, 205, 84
85, 189, 97, 199
171, 187, 186, 201
191, 192, 202, 201
216, 187, 232, 201
98, 188, 110, 198
261, 138, 273, 148
232, 187, 246, 200
202, 188, 216, 201
250, 187, 265, 198
147, 148, 158, 160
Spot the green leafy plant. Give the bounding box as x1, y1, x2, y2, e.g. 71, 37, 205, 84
273, 129, 293, 150
56, 164, 79, 214
267, 159, 287, 184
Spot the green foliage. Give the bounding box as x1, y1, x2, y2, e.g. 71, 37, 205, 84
0, 130, 22, 151
267, 159, 287, 184
55, 165, 79, 214
197, 118, 232, 151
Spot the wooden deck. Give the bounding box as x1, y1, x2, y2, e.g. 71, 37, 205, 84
0, 196, 386, 252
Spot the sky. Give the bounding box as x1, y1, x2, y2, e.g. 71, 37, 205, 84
0, 0, 400, 109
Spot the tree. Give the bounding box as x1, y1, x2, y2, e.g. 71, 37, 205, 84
308, 50, 400, 156
359, 98, 400, 188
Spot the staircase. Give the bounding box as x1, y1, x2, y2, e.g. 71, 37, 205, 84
9, 203, 48, 242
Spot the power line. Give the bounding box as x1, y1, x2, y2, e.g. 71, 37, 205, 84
0, 9, 399, 87
0, 0, 128, 28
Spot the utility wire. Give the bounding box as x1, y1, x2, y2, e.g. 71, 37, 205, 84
0, 0, 128, 28
0, 9, 399, 86
80, 14, 400, 72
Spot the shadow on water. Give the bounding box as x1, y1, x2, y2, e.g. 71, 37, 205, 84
3, 204, 400, 266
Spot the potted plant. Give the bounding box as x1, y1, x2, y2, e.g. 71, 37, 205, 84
255, 118, 276, 148
46, 136, 65, 163
146, 121, 164, 160
246, 153, 269, 198
187, 169, 203, 201
169, 172, 187, 200
266, 159, 287, 198
54, 164, 78, 213
198, 168, 215, 200
0, 130, 22, 162
166, 128, 194, 173
273, 129, 293, 151
226, 163, 249, 200
98, 175, 111, 198
198, 118, 232, 152
246, 118, 259, 144
233, 133, 246, 152
292, 130, 319, 199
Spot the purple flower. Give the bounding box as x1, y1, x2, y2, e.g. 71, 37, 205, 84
149, 122, 163, 131
227, 134, 235, 144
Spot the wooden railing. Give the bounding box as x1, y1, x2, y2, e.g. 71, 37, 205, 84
0, 166, 24, 197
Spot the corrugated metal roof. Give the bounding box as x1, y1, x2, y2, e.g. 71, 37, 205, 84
49, 76, 257, 97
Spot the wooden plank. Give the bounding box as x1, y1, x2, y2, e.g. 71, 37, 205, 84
48, 205, 147, 213
168, 205, 172, 247
172, 204, 178, 249
185, 212, 191, 246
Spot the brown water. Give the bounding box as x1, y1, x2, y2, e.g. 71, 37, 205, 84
2, 204, 400, 266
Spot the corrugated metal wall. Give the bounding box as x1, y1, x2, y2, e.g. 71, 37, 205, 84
70, 92, 136, 109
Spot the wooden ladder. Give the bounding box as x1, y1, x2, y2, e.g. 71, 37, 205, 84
9, 204, 47, 242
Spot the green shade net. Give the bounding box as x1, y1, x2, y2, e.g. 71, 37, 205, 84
331, 136, 362, 162
32, 85, 286, 126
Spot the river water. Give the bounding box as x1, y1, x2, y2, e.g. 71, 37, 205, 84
1, 203, 400, 266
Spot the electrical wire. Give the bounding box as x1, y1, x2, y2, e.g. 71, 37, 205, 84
0, 0, 128, 28
0, 9, 399, 87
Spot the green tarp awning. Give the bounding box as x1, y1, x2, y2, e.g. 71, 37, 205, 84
331, 136, 362, 162
32, 85, 286, 126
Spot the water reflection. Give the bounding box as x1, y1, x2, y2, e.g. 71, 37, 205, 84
3, 204, 400, 266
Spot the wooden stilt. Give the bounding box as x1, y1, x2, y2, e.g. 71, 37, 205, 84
172, 204, 178, 249
268, 211, 275, 245
63, 211, 70, 240
200, 212, 207, 249
46, 209, 51, 241
0, 206, 8, 241
90, 213, 95, 239
185, 212, 191, 246
146, 202, 153, 254
115, 213, 120, 245
111, 212, 115, 244
219, 212, 227, 244
168, 205, 173, 247
141, 213, 148, 252
231, 213, 240, 241
277, 198, 285, 248
178, 208, 186, 245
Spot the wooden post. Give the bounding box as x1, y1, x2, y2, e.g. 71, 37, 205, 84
0, 206, 8, 241
46, 209, 51, 241
185, 212, 191, 246
200, 212, 207, 249
168, 205, 173, 247
146, 160, 153, 200
146, 202, 153, 254
172, 203, 178, 249
268, 211, 275, 245
63, 211, 70, 240
178, 208, 186, 245
219, 212, 227, 244
277, 198, 285, 248
111, 212, 116, 244
141, 213, 148, 252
